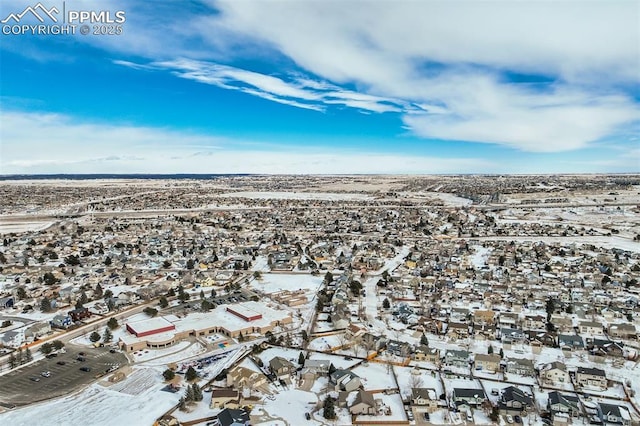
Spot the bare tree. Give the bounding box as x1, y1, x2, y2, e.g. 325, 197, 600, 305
409, 372, 424, 389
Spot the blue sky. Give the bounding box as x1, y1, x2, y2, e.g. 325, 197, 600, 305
1, 0, 638, 174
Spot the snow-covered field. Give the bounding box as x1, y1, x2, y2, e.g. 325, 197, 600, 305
216, 191, 374, 201
0, 368, 177, 426
0, 220, 55, 235
251, 273, 323, 294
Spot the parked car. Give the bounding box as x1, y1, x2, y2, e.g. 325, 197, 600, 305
506, 415, 514, 424
305, 413, 311, 420
80, 366, 91, 372
77, 356, 86, 362
56, 361, 66, 365
41, 371, 51, 377
29, 377, 40, 382
514, 415, 522, 423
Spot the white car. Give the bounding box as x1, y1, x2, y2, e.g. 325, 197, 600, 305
41, 371, 51, 378
506, 415, 514, 424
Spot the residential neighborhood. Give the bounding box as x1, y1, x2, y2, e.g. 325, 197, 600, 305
0, 174, 638, 426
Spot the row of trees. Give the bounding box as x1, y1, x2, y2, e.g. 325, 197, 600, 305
8, 346, 33, 368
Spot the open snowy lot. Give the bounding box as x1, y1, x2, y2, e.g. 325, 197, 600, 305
0, 367, 177, 426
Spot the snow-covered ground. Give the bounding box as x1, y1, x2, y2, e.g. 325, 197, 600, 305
0, 367, 178, 426
216, 191, 374, 201
0, 220, 55, 235
352, 362, 397, 391
255, 389, 321, 425
251, 273, 323, 294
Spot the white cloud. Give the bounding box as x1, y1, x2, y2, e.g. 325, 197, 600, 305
0, 111, 496, 174
6, 0, 640, 154
140, 58, 408, 113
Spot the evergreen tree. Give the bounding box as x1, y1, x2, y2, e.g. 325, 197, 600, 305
420, 334, 429, 346
16, 286, 27, 300
382, 298, 391, 309
191, 383, 203, 401
103, 327, 113, 343
159, 296, 168, 308
52, 340, 64, 350
298, 352, 306, 366
94, 283, 103, 298
178, 397, 187, 411
40, 343, 53, 355
107, 317, 119, 330
90, 331, 101, 343
9, 353, 16, 369
16, 348, 23, 365
323, 396, 336, 420
185, 385, 195, 402
25, 347, 33, 362
488, 345, 494, 354
185, 366, 197, 381
40, 297, 52, 312
163, 369, 175, 381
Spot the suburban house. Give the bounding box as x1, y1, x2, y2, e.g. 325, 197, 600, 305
608, 323, 637, 340
498, 386, 534, 415
548, 391, 581, 417
579, 320, 604, 336
598, 403, 631, 426
217, 408, 251, 426
0, 296, 15, 309
444, 349, 470, 369
474, 353, 501, 373
210, 389, 241, 409
413, 345, 440, 364
525, 330, 556, 347
227, 366, 267, 389
386, 339, 413, 357
447, 322, 470, 339
576, 367, 607, 390
505, 357, 535, 377
330, 369, 362, 392
540, 362, 570, 385
522, 314, 546, 330
269, 356, 296, 378
558, 334, 584, 350
68, 307, 91, 322
50, 314, 72, 329
24, 321, 51, 342
349, 390, 376, 415
452, 388, 486, 407
300, 359, 331, 380
588, 338, 625, 358
411, 388, 440, 413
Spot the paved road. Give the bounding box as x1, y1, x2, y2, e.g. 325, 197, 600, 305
0, 346, 127, 406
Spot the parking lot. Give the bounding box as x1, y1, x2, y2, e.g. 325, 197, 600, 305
0, 346, 128, 405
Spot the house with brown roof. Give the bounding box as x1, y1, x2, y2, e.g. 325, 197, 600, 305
210, 389, 241, 409
349, 390, 376, 415
474, 353, 501, 373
